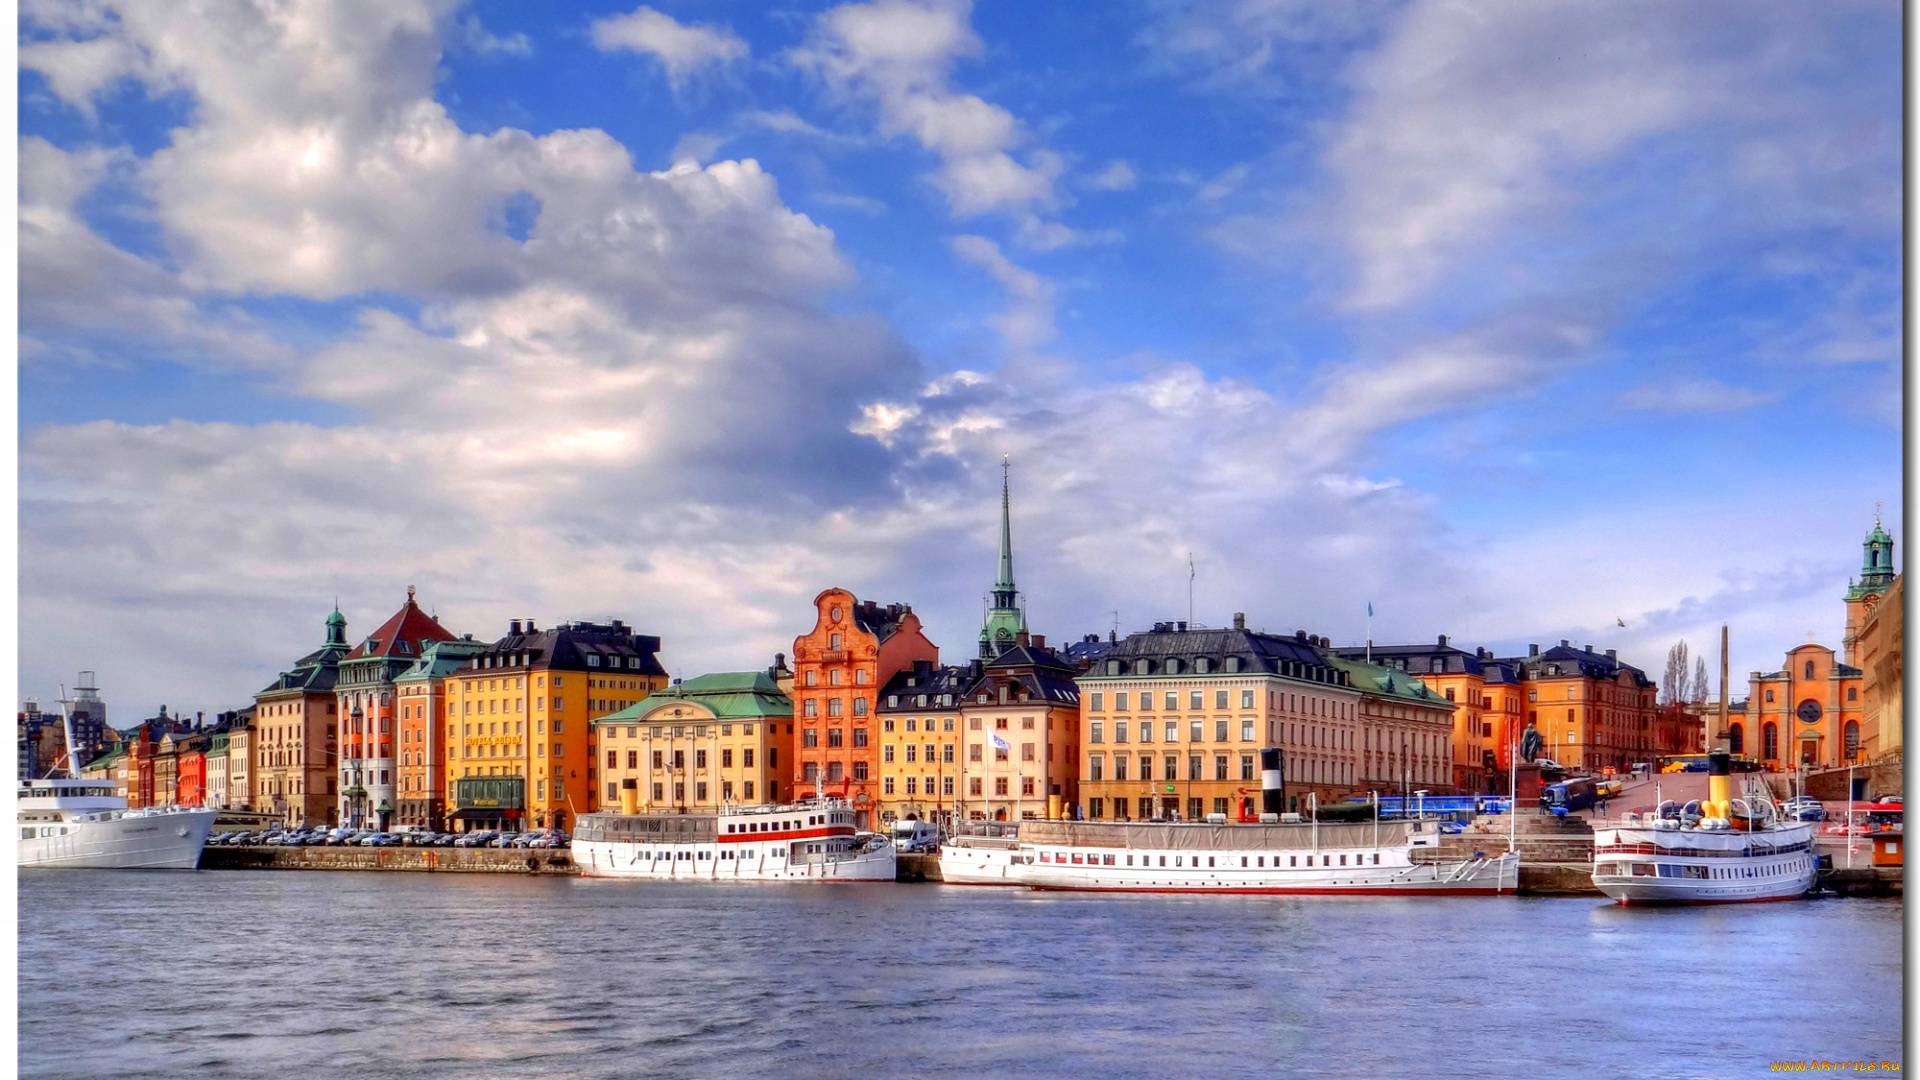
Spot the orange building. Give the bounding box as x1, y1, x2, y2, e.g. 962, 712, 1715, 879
1745, 643, 1864, 770
337, 589, 459, 829
446, 619, 667, 833
1507, 641, 1660, 774
394, 636, 488, 831
790, 591, 939, 830
1335, 637, 1492, 792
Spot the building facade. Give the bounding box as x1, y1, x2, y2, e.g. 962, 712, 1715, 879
445, 619, 667, 832
1746, 643, 1865, 770
1843, 518, 1898, 668
592, 669, 794, 812
394, 637, 489, 831
790, 591, 939, 830
1077, 621, 1364, 822
1497, 642, 1659, 774
256, 607, 348, 826
876, 661, 968, 827
957, 642, 1081, 821
1328, 657, 1458, 796
227, 709, 255, 811
1334, 637, 1490, 792
1856, 571, 1902, 767
338, 589, 458, 829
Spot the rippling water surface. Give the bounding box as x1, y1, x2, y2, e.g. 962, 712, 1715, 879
18, 870, 1902, 1079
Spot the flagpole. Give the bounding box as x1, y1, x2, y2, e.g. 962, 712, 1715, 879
1366, 602, 1372, 664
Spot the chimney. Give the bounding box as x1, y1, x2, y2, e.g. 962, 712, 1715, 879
1031, 634, 1045, 650
1560, 639, 1570, 648
1108, 630, 1116, 644
1176, 621, 1187, 632
1233, 612, 1246, 630
1585, 643, 1593, 653
510, 619, 523, 635
526, 619, 536, 633
1606, 649, 1617, 661
1438, 634, 1449, 648
1529, 644, 1540, 657
774, 652, 787, 672
1016, 629, 1031, 647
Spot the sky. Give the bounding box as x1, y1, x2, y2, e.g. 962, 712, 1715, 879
16, 0, 1903, 719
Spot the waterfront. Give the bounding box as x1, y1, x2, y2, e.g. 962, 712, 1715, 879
18, 872, 1902, 1079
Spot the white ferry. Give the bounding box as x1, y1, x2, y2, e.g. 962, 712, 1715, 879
18, 778, 218, 870
1012, 818, 1518, 895
573, 797, 896, 883
937, 823, 1026, 886
1591, 752, 1815, 905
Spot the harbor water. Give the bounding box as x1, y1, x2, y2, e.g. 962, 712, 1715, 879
19, 871, 1902, 1079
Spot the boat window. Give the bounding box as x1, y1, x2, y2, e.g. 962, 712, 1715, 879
1339, 855, 1347, 866
1372, 854, 1380, 865
1159, 856, 1167, 867
1289, 856, 1297, 867
1242, 857, 1248, 867
1103, 855, 1116, 866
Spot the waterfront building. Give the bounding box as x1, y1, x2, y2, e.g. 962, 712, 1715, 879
591, 668, 793, 812
1744, 644, 1864, 770
175, 731, 208, 807
206, 727, 229, 809
790, 591, 939, 830
227, 708, 255, 811
1332, 637, 1490, 791
1327, 656, 1457, 796
1856, 570, 1902, 770
256, 607, 349, 827
337, 589, 458, 830
78, 743, 128, 799
445, 619, 666, 833
1843, 517, 1897, 668
394, 636, 488, 831
875, 660, 968, 828
1492, 642, 1658, 775
958, 640, 1081, 821
1078, 619, 1362, 821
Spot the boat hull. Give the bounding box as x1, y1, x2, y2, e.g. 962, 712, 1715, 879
1019, 852, 1518, 895
18, 809, 218, 870
1591, 822, 1816, 906
575, 840, 897, 882
937, 841, 1025, 886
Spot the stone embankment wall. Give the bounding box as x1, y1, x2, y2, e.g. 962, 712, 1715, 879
202, 845, 577, 874
896, 853, 942, 882
1425, 810, 1600, 895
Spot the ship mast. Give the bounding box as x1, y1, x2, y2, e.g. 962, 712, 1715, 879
54, 685, 80, 780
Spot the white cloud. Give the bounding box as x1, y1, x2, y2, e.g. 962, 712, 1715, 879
950, 234, 1054, 355
1194, 163, 1248, 202
590, 5, 748, 89
1614, 377, 1775, 414
1085, 159, 1137, 192
793, 0, 1073, 244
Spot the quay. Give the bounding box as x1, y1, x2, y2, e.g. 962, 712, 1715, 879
202, 845, 577, 875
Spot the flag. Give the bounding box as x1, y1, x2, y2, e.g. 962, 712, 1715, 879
989, 731, 1011, 752
1367, 602, 1373, 618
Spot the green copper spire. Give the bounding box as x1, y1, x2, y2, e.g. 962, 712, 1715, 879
981, 455, 1027, 659
325, 605, 348, 647
1847, 509, 1897, 600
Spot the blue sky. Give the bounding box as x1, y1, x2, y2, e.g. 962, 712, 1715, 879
17, 0, 1902, 713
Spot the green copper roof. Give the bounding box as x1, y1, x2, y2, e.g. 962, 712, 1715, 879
980, 457, 1027, 658
1326, 656, 1453, 707
1847, 517, 1897, 600
597, 671, 791, 722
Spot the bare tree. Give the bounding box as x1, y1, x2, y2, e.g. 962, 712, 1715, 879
1661, 640, 1690, 705
1692, 656, 1710, 703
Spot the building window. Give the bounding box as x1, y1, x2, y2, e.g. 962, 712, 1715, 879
1022, 777, 1036, 797
1113, 755, 1128, 781
1165, 692, 1179, 711
1445, 689, 1455, 701
1089, 798, 1105, 819
1022, 742, 1035, 762
828, 699, 844, 717
1214, 720, 1228, 742
1215, 756, 1228, 781
994, 777, 1009, 796
1090, 722, 1104, 744
1763, 722, 1779, 760
942, 776, 955, 796
852, 727, 868, 748
1214, 689, 1228, 709
1848, 687, 1858, 702
852, 762, 868, 781
1090, 693, 1104, 713
827, 728, 844, 749
1190, 720, 1204, 743
803, 729, 818, 748
883, 744, 896, 764
1188, 755, 1203, 781
743, 749, 754, 768
884, 776, 895, 795
970, 744, 984, 762
721, 749, 732, 768
803, 763, 819, 782
853, 698, 868, 716
1113, 721, 1128, 744
1088, 754, 1104, 782
942, 744, 955, 764
1805, 660, 1815, 680
884, 719, 896, 732
1764, 690, 1774, 703
1241, 719, 1254, 742
969, 777, 984, 796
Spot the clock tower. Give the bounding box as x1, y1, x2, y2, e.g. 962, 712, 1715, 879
1844, 513, 1897, 667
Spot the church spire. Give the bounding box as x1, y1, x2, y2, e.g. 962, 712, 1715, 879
981, 454, 1027, 659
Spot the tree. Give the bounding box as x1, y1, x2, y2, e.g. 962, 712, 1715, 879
1691, 656, 1710, 704
1661, 640, 1690, 705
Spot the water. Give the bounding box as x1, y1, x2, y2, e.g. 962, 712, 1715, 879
19, 871, 1903, 1079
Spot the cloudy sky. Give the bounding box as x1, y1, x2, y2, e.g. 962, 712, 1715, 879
18, 0, 1901, 717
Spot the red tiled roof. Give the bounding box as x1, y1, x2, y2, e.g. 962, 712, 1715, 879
345, 591, 458, 660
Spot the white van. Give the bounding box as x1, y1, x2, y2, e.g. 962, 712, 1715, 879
890, 819, 940, 852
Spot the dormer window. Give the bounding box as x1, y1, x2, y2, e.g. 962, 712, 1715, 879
1134, 659, 1151, 676
1224, 657, 1241, 674
587, 655, 602, 667
1166, 658, 1183, 675
1193, 657, 1210, 674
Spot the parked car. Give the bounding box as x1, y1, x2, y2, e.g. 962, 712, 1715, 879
1782, 796, 1826, 822
454, 831, 495, 847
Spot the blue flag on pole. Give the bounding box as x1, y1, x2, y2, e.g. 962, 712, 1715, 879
1367, 601, 1373, 618
990, 731, 1011, 753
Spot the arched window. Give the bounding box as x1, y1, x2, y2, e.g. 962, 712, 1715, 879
1845, 721, 1860, 761
1762, 722, 1778, 761
1804, 660, 1815, 680
1728, 723, 1744, 755
1764, 690, 1774, 703
1848, 687, 1858, 702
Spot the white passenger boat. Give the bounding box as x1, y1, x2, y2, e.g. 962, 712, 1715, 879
573, 797, 896, 883
18, 778, 218, 869
1012, 818, 1517, 895
937, 823, 1026, 886
1591, 751, 1815, 906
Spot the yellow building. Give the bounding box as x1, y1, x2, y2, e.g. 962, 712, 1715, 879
1856, 572, 1902, 766
957, 643, 1082, 822
446, 619, 666, 833
1335, 636, 1493, 792
1078, 620, 1364, 821
1327, 657, 1457, 796
875, 660, 967, 827
592, 670, 795, 811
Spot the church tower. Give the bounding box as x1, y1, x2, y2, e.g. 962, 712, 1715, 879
1843, 511, 1896, 667
979, 456, 1028, 659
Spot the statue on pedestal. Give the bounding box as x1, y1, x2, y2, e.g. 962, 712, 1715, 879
1520, 721, 1544, 765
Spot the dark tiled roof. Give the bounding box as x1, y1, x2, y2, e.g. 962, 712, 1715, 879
1494, 644, 1654, 688
470, 621, 668, 677
1330, 641, 1487, 676
878, 662, 975, 713
1088, 627, 1350, 686
978, 645, 1081, 706
851, 600, 914, 643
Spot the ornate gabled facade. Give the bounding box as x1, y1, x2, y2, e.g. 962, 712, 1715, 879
790, 591, 939, 830
337, 588, 458, 829
255, 607, 348, 826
